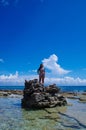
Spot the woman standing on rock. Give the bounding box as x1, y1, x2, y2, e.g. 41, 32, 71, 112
37, 63, 45, 84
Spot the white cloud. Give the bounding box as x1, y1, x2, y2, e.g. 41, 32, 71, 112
0, 71, 86, 86
42, 54, 70, 75
0, 54, 85, 86
0, 71, 38, 86
28, 70, 37, 73
0, 71, 18, 80
0, 58, 4, 63
45, 76, 86, 86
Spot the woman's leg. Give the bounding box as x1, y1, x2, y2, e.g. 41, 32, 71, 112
42, 76, 44, 84
39, 75, 41, 83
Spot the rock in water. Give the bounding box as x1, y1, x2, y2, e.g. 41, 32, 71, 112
21, 79, 67, 109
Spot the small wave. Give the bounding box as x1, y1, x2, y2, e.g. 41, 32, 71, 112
8, 94, 22, 98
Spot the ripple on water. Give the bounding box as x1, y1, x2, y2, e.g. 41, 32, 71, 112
0, 97, 86, 130
57, 99, 86, 130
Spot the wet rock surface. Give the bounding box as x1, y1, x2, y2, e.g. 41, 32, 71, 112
21, 79, 67, 109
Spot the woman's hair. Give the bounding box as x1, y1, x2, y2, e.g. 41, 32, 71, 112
40, 63, 43, 68
37, 64, 44, 74
39, 64, 43, 70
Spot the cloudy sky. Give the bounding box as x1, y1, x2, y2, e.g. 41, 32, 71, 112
0, 0, 86, 86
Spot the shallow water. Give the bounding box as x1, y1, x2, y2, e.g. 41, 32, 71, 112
0, 97, 86, 130
64, 99, 86, 128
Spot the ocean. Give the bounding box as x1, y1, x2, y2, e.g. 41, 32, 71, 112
0, 86, 86, 130
0, 85, 86, 92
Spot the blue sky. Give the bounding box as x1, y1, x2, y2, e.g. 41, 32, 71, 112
0, 0, 86, 86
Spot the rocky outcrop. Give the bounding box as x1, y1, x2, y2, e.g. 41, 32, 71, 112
21, 79, 67, 109
0, 90, 23, 96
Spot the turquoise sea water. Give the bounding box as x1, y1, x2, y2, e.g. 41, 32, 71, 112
0, 86, 86, 92
0, 96, 86, 130
0, 86, 86, 130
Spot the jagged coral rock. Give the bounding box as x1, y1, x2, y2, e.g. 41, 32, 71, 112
21, 79, 67, 109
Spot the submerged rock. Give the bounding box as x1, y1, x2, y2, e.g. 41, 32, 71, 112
21, 79, 67, 109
